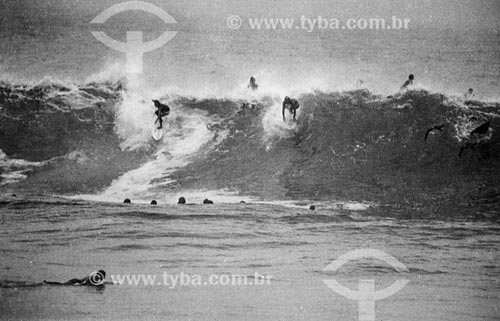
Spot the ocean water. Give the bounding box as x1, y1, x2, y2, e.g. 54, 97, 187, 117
1, 1, 499, 99
1, 197, 499, 321
1, 1, 500, 320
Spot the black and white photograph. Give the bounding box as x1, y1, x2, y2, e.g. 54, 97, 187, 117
1, 1, 499, 320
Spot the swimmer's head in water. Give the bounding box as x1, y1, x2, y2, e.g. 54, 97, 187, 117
409, 74, 414, 81
468, 88, 474, 93
250, 76, 256, 83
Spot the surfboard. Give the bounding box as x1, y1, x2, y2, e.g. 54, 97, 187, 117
284, 118, 298, 129
464, 100, 485, 108
151, 128, 165, 141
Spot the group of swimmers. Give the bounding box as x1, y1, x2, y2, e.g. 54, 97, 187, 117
123, 197, 214, 205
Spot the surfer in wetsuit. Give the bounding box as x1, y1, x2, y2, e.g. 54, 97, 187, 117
282, 96, 300, 122
248, 77, 258, 91
400, 74, 414, 91
43, 270, 106, 286
153, 100, 170, 129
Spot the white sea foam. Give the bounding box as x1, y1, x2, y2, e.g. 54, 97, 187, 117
74, 82, 227, 201
0, 150, 42, 185
261, 99, 299, 147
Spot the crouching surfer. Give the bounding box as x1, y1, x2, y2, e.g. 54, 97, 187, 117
153, 100, 170, 129
282, 96, 300, 122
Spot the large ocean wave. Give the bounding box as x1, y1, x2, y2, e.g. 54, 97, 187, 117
1, 76, 499, 216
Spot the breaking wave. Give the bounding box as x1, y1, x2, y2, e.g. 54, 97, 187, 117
1, 75, 499, 216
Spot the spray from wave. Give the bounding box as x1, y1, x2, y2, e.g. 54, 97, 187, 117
1, 64, 499, 215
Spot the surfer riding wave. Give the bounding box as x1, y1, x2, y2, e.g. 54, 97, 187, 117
153, 100, 170, 129
282, 96, 300, 122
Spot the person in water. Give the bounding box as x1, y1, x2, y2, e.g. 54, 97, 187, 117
464, 88, 475, 99
282, 96, 300, 121
400, 74, 414, 91
248, 76, 258, 91
44, 270, 106, 286
153, 100, 170, 129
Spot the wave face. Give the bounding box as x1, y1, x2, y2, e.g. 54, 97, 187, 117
165, 90, 500, 215
1, 80, 500, 215
0, 80, 150, 192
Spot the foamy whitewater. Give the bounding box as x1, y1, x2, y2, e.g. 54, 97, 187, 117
1, 1, 499, 320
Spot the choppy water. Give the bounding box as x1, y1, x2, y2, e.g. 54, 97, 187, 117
1, 81, 499, 218
1, 197, 499, 320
